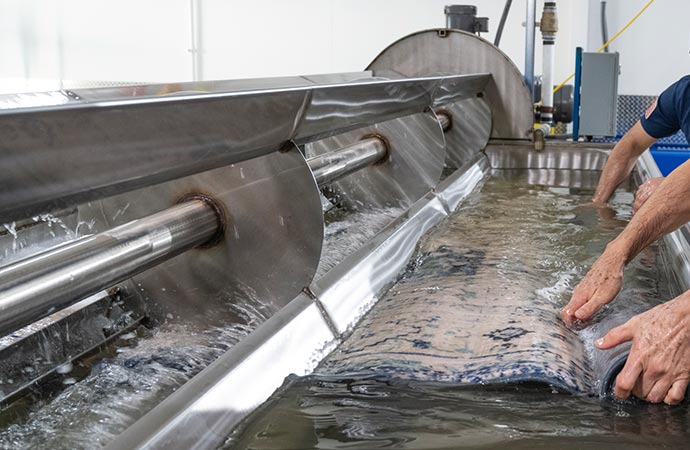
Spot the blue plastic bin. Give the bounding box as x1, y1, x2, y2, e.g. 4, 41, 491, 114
650, 146, 690, 176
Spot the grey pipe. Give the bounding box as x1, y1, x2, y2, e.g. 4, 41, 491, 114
524, 0, 537, 102
601, 1, 609, 52
0, 199, 220, 338
494, 0, 513, 47
308, 138, 388, 187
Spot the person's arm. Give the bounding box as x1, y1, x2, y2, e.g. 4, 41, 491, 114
592, 121, 658, 204
562, 158, 690, 325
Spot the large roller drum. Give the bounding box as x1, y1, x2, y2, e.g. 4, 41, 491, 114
368, 29, 533, 167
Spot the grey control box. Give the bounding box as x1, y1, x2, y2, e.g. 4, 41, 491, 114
579, 52, 619, 137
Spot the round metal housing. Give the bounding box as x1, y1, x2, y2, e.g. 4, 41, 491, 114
367, 29, 532, 141
77, 145, 324, 328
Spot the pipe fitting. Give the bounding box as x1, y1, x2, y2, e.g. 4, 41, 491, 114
540, 2, 558, 35
176, 193, 226, 248
434, 109, 453, 132
533, 123, 550, 152
359, 133, 392, 165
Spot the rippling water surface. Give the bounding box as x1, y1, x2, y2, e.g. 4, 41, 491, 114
226, 170, 687, 450
226, 376, 690, 450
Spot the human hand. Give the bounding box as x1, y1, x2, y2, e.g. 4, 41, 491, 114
562, 243, 627, 326
633, 177, 664, 215
595, 293, 690, 404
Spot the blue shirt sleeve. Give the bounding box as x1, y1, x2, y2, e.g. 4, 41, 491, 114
640, 77, 688, 139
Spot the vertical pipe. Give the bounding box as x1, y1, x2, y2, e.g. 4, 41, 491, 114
601, 1, 610, 52
189, 0, 203, 81
573, 47, 583, 141
57, 3, 65, 89
494, 0, 513, 47
540, 2, 558, 125
524, 0, 537, 102
541, 44, 555, 123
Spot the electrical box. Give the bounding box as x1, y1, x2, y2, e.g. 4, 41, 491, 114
579, 52, 619, 137
444, 5, 489, 34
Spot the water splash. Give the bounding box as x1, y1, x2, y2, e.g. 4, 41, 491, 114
316, 206, 404, 279
1, 212, 83, 265
0, 298, 274, 450
2, 222, 18, 253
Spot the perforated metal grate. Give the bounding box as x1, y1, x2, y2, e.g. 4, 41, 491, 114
592, 95, 688, 146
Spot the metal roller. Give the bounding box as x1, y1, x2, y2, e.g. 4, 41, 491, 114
0, 200, 220, 337
308, 137, 388, 187
0, 133, 400, 338
305, 110, 446, 210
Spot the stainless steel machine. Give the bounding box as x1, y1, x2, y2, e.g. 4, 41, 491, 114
1, 29, 687, 450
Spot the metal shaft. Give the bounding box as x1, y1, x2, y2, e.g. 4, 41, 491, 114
0, 199, 219, 337
308, 138, 388, 187
525, 0, 537, 102
1, 137, 387, 337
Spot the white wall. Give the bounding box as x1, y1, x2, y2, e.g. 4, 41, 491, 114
588, 0, 690, 95
2, 0, 680, 96
0, 0, 193, 92
198, 0, 586, 89
0, 1, 586, 90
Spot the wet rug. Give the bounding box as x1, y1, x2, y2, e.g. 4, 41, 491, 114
319, 172, 675, 395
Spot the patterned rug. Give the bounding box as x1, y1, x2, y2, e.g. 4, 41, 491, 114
319, 173, 673, 396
